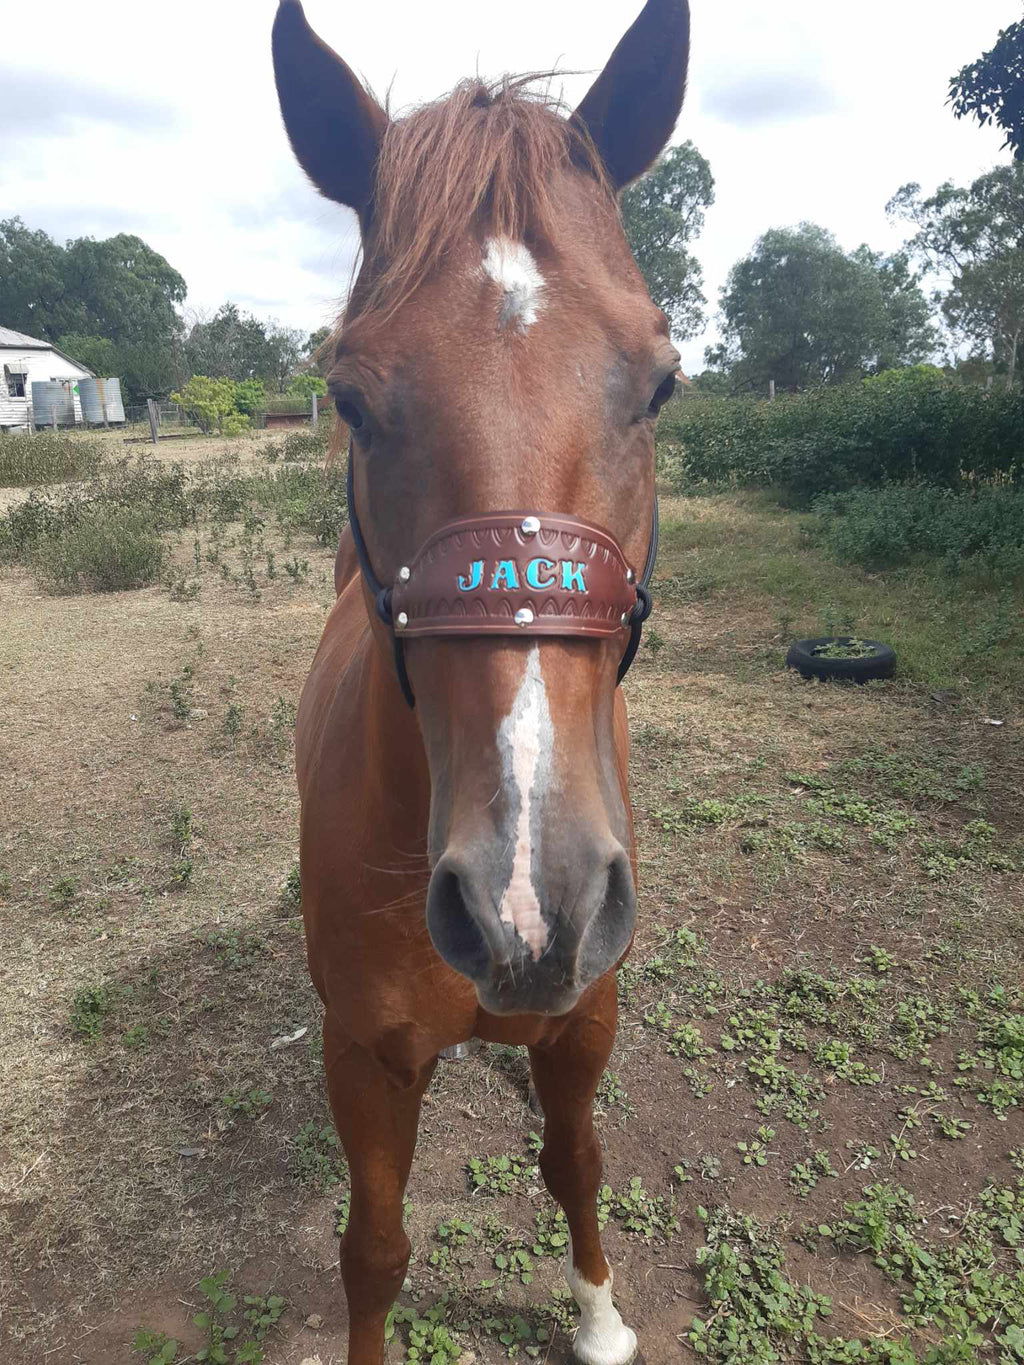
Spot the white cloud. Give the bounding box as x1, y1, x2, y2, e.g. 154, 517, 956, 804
1, 0, 1017, 374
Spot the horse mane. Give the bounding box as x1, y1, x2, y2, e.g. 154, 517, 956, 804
347, 75, 611, 327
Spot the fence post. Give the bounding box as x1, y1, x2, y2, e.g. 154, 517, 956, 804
311, 391, 318, 429
769, 379, 776, 402
146, 398, 160, 445
52, 405, 58, 430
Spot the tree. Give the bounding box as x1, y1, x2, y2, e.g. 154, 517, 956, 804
306, 325, 332, 378
620, 142, 714, 338
706, 224, 934, 393
949, 19, 1024, 159
183, 304, 306, 391
888, 164, 1024, 388
851, 248, 938, 372
0, 217, 186, 400
56, 334, 119, 376
264, 322, 305, 393
184, 304, 274, 384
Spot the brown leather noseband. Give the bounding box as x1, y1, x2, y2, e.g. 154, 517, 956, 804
346, 455, 656, 708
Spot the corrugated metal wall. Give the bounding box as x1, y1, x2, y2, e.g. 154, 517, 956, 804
0, 348, 90, 428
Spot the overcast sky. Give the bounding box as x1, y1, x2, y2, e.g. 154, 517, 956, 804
2, 0, 1018, 372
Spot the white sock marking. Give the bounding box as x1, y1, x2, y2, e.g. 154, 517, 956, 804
496, 646, 551, 960
482, 237, 545, 330
565, 1242, 637, 1365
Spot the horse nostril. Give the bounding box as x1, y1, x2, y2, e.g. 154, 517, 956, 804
576, 848, 636, 985
425, 861, 492, 982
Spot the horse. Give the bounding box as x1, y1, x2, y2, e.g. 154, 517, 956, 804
272, 2, 690, 1360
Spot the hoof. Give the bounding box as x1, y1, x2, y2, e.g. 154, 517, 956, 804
572, 1326, 639, 1365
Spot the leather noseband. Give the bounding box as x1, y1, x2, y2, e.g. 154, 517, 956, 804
346, 454, 657, 708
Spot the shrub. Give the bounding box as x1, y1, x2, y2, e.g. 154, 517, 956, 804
287, 373, 328, 400
811, 484, 1024, 576
232, 378, 266, 416
268, 463, 348, 544
280, 425, 332, 461
658, 373, 1023, 503
0, 430, 104, 487
170, 376, 250, 435
32, 507, 165, 593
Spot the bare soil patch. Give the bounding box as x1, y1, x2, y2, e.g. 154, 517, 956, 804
1, 460, 1021, 1364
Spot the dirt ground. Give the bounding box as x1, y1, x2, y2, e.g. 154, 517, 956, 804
1, 441, 1022, 1364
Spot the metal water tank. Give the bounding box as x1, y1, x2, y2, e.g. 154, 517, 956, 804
79, 377, 126, 424
31, 381, 75, 426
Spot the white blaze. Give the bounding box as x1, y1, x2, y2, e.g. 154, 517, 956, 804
496, 646, 551, 960
566, 1251, 637, 1365
482, 237, 545, 329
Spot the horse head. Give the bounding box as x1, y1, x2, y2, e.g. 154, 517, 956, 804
274, 0, 688, 1017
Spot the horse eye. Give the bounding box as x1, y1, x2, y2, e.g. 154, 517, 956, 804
335, 399, 364, 429
648, 372, 677, 416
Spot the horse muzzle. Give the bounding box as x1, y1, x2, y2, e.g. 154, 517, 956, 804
425, 841, 636, 1016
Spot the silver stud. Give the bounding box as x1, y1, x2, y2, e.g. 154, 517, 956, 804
398, 565, 411, 582
396, 611, 409, 628
620, 611, 631, 626
626, 568, 636, 584
514, 607, 534, 627
520, 515, 541, 536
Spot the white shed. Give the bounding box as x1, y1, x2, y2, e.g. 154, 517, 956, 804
0, 327, 94, 430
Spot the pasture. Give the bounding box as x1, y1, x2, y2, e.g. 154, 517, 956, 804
1, 426, 1022, 1365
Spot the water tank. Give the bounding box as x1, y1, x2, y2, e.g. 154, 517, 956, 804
79, 377, 125, 424
31, 381, 75, 426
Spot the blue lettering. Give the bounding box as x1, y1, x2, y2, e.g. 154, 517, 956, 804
490, 560, 520, 591
525, 557, 556, 590
561, 561, 587, 592
457, 559, 483, 592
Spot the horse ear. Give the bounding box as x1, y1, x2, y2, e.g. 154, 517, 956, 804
574, 0, 690, 191
272, 0, 387, 215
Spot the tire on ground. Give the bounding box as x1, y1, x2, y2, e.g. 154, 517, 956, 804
785, 637, 896, 684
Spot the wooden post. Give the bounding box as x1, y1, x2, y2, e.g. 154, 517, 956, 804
146, 398, 160, 445
769, 379, 776, 402
311, 391, 318, 430
52, 405, 57, 430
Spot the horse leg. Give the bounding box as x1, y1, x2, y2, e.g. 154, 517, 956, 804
323, 1017, 434, 1365
529, 992, 639, 1365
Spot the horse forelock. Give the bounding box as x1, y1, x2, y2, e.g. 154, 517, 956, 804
346, 76, 612, 328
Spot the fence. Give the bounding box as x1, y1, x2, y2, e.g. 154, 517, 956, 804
122, 393, 325, 444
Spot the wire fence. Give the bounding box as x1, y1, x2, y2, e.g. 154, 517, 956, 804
120, 402, 321, 433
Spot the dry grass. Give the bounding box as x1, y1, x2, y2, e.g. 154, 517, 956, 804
0, 447, 1021, 1364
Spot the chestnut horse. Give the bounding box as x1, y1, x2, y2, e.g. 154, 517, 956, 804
273, 2, 689, 1360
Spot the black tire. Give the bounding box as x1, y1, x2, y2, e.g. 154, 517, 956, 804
786, 637, 896, 684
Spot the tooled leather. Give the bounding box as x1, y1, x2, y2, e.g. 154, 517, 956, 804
391, 513, 637, 638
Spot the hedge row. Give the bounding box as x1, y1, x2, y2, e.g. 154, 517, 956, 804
658, 369, 1023, 504
810, 484, 1024, 578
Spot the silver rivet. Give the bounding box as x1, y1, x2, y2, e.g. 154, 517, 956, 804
514, 607, 534, 627
626, 568, 636, 584
398, 565, 411, 582
396, 611, 409, 628
620, 611, 631, 626
520, 516, 541, 536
